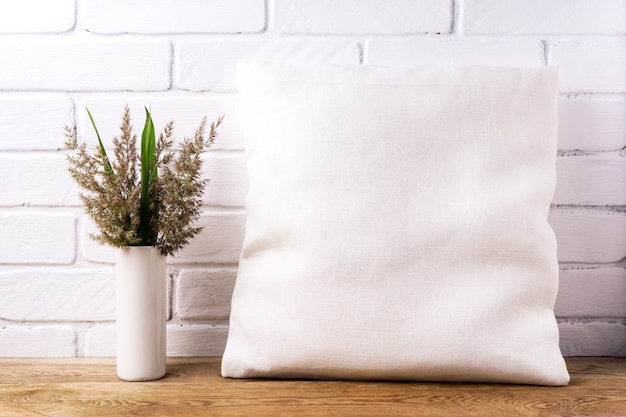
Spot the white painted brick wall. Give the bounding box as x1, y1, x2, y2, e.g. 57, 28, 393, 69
548, 41, 626, 93
0, 212, 76, 264
0, 95, 74, 150
554, 155, 626, 205
557, 268, 626, 318
0, 326, 76, 357
175, 269, 237, 321
84, 324, 228, 357
558, 95, 626, 151
550, 210, 626, 264
462, 0, 626, 35
0, 154, 79, 206
0, 0, 75, 34
83, 0, 266, 34
365, 39, 545, 67
0, 269, 114, 321
0, 0, 624, 358
78, 97, 244, 151
175, 39, 361, 92
273, 0, 452, 34
0, 39, 172, 91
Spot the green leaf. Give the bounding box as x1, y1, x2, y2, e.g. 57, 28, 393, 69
139, 107, 157, 245
86, 107, 114, 176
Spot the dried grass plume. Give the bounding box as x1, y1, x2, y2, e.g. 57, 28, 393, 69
64, 105, 223, 256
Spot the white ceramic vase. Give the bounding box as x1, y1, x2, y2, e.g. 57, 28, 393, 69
115, 246, 166, 381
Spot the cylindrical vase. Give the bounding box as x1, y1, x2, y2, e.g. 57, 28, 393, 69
116, 246, 166, 381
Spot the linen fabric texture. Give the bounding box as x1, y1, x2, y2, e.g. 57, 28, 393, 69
222, 60, 570, 386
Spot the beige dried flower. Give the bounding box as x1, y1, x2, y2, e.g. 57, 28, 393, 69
64, 105, 223, 256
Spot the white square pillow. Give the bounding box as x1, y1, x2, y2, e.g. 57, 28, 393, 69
222, 60, 570, 386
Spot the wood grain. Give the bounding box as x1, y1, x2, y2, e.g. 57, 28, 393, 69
0, 357, 625, 417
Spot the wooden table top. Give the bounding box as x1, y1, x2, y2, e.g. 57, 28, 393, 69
1, 357, 625, 416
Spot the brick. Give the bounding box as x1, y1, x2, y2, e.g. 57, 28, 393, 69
80, 218, 117, 264
554, 154, 626, 205
176, 39, 361, 92
0, 212, 75, 264
83, 0, 265, 34
0, 39, 171, 91
274, 0, 451, 34
0, 267, 172, 322
549, 209, 626, 264
172, 213, 246, 265
559, 321, 626, 356
78, 96, 244, 151
556, 267, 626, 318
84, 325, 115, 357
548, 41, 626, 93
81, 213, 245, 265
0, 269, 114, 321
365, 39, 544, 67
0, 0, 75, 33
0, 326, 76, 357
0, 95, 73, 150
84, 324, 228, 356
463, 0, 626, 35
176, 269, 237, 320
168, 324, 229, 356
202, 155, 248, 208
0, 154, 80, 207
558, 95, 626, 151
